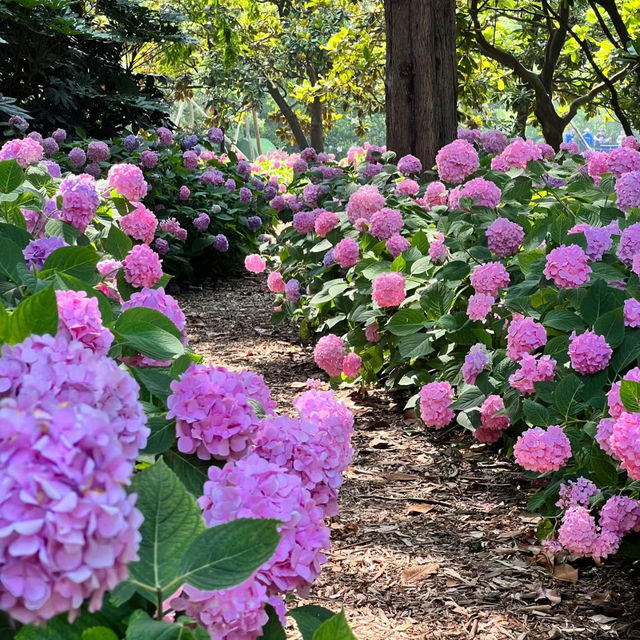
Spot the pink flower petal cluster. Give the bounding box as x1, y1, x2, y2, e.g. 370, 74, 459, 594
513, 425, 571, 472
365, 321, 381, 343
0, 137, 43, 168
486, 218, 524, 256
428, 233, 448, 264
107, 164, 148, 202
199, 453, 330, 594
435, 139, 479, 183
122, 244, 163, 288
467, 293, 494, 322
451, 177, 502, 210
475, 394, 510, 444
616, 222, 640, 265
611, 411, 640, 480
386, 234, 410, 258
496, 138, 542, 170
59, 174, 99, 233
313, 334, 345, 377
470, 262, 510, 297
86, 141, 110, 163
56, 290, 113, 356
568, 330, 612, 374
480, 130, 508, 154
314, 210, 339, 237
558, 507, 600, 555
23, 237, 67, 271
369, 208, 404, 240
345, 184, 385, 224
624, 298, 640, 328
556, 477, 599, 509
506, 314, 546, 361
596, 418, 616, 456
342, 352, 362, 378
396, 179, 420, 196
461, 343, 489, 384
587, 151, 610, 182
293, 210, 317, 233
397, 154, 422, 174
599, 496, 640, 537
245, 254, 266, 273
607, 147, 640, 178
419, 381, 455, 429
543, 245, 591, 288
159, 217, 187, 240
372, 272, 406, 307
267, 271, 286, 293
119, 203, 158, 244
509, 354, 556, 395
333, 237, 360, 267
422, 181, 448, 207
167, 364, 266, 460
182, 150, 199, 171
616, 171, 640, 212
193, 213, 210, 232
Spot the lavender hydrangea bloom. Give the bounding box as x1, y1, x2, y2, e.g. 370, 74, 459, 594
8, 114, 28, 131
123, 135, 140, 152
23, 237, 67, 271
181, 134, 198, 150
213, 234, 229, 252
193, 213, 210, 231
225, 178, 236, 193
247, 215, 262, 230
68, 147, 86, 168
207, 127, 224, 144
239, 187, 252, 203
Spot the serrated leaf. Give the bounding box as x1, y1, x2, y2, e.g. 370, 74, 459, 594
0, 159, 24, 193
312, 611, 356, 640
163, 449, 213, 497
386, 309, 427, 336
41, 246, 100, 283
543, 309, 585, 332
125, 611, 209, 640
288, 606, 335, 640
620, 379, 640, 413
0, 284, 58, 344
522, 399, 551, 426
553, 374, 583, 417
450, 387, 485, 411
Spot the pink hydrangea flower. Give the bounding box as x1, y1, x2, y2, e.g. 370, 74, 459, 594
624, 298, 640, 328
616, 171, 640, 212
182, 150, 199, 171
509, 354, 556, 395
486, 218, 524, 257
293, 210, 317, 234
475, 394, 510, 444
315, 210, 340, 237
396, 179, 420, 196
423, 181, 448, 207
167, 364, 267, 460
59, 174, 99, 233
369, 208, 404, 240
558, 506, 599, 555
372, 272, 406, 307
419, 381, 455, 429
556, 477, 599, 509
467, 293, 494, 322
333, 237, 360, 268
616, 222, 640, 265
199, 454, 330, 594
119, 203, 158, 244
568, 330, 612, 374
313, 334, 345, 377
450, 177, 501, 210
386, 233, 410, 258
435, 139, 479, 183
596, 418, 616, 456
428, 232, 448, 264
107, 164, 148, 202
365, 321, 381, 343
159, 217, 187, 241
498, 138, 542, 170
513, 425, 571, 472
599, 495, 640, 537
587, 151, 610, 182
285, 279, 300, 302
245, 254, 266, 274
122, 244, 163, 288
506, 314, 546, 361
481, 130, 508, 155
470, 262, 510, 297
608, 147, 640, 178
0, 137, 43, 168
179, 185, 190, 201
346, 184, 385, 224
342, 353, 362, 378
56, 290, 114, 355
611, 411, 640, 480
560, 140, 579, 154
544, 245, 591, 288
462, 343, 489, 384
622, 136, 639, 150
267, 271, 286, 293
397, 154, 422, 174
582, 226, 613, 261
87, 141, 110, 163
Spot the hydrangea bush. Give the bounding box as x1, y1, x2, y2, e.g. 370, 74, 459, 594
253, 133, 640, 559
0, 150, 356, 639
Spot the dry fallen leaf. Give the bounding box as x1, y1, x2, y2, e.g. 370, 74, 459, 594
401, 563, 439, 584
535, 586, 561, 606
406, 503, 435, 515
553, 563, 578, 584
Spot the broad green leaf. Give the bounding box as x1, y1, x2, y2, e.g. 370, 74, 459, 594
553, 374, 583, 417
612, 329, 640, 373
579, 279, 625, 325
288, 605, 335, 640
419, 282, 455, 320
0, 236, 25, 284
82, 628, 118, 640
620, 379, 640, 413
312, 611, 356, 640
593, 308, 625, 349
142, 416, 176, 455
259, 605, 287, 640
0, 284, 58, 344
163, 449, 213, 497
132, 366, 173, 399
450, 388, 485, 411
386, 309, 427, 336
41, 246, 100, 283
517, 250, 544, 275
102, 224, 133, 260
436, 260, 470, 281
522, 399, 551, 426
125, 611, 209, 640
0, 221, 31, 248
0, 159, 24, 194
543, 309, 585, 332
397, 333, 434, 359
16, 611, 115, 640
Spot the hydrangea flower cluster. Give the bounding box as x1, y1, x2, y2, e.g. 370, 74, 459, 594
59, 173, 99, 233
470, 262, 510, 297
610, 411, 640, 480
509, 354, 556, 395
435, 139, 479, 183
616, 171, 640, 212
313, 334, 345, 377
449, 177, 501, 210
495, 138, 542, 170
423, 181, 448, 207
159, 217, 187, 241
397, 154, 422, 174
315, 210, 339, 237
467, 293, 494, 322
386, 234, 411, 258
617, 222, 640, 266
369, 208, 404, 240
365, 321, 381, 343
568, 330, 612, 374
245, 254, 266, 273
193, 212, 210, 232
514, 425, 571, 472
87, 141, 110, 163
556, 477, 599, 509
396, 179, 420, 196
480, 130, 508, 154
107, 164, 148, 202
293, 210, 317, 234
119, 203, 158, 244
486, 218, 524, 257
213, 233, 229, 252
0, 137, 43, 168
342, 352, 362, 378
475, 395, 510, 444
419, 381, 455, 429
372, 272, 406, 307
607, 367, 640, 418
267, 271, 286, 293
23, 237, 67, 271
506, 314, 546, 361
543, 245, 591, 288
333, 237, 360, 268
345, 184, 385, 225
607, 147, 640, 177
428, 232, 448, 264
285, 278, 301, 302
462, 343, 489, 385
122, 244, 163, 288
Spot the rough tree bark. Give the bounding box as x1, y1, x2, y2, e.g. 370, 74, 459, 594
266, 80, 309, 150
384, 0, 457, 169
307, 62, 324, 151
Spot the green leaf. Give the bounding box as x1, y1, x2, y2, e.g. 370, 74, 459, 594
15, 611, 116, 640
553, 374, 583, 417
419, 282, 455, 320
312, 611, 356, 640
132, 367, 173, 399
163, 449, 212, 497
593, 308, 625, 349
82, 628, 118, 640
436, 260, 470, 281
142, 416, 176, 455
397, 333, 434, 359
579, 279, 625, 325
0, 236, 25, 284
0, 159, 24, 194
259, 605, 287, 640
620, 380, 640, 413
522, 399, 551, 426
288, 606, 335, 640
125, 611, 209, 640
517, 250, 545, 275
543, 309, 585, 332
102, 224, 133, 260
0, 221, 31, 248
0, 285, 58, 344
589, 448, 619, 487
175, 518, 279, 592
450, 387, 485, 411
41, 246, 100, 283
128, 460, 205, 599
612, 329, 640, 373
114, 307, 185, 361
386, 309, 427, 336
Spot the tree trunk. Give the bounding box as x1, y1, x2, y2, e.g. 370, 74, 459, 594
266, 81, 308, 150
310, 97, 324, 151
384, 0, 457, 169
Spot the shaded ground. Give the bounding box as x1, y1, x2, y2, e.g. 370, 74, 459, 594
178, 276, 640, 640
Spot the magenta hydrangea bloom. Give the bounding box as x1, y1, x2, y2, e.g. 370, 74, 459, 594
556, 477, 599, 509
170, 580, 285, 640
558, 506, 599, 555
616, 222, 640, 265
599, 496, 640, 538
159, 217, 187, 240
506, 314, 546, 362
365, 321, 381, 343
182, 150, 199, 171
313, 334, 345, 377
423, 181, 448, 207
587, 151, 610, 183
122, 244, 163, 288
470, 262, 510, 297
0, 138, 43, 168
345, 184, 385, 225
514, 425, 571, 472
267, 271, 286, 293
498, 138, 542, 170
582, 226, 613, 261
108, 164, 148, 202
120, 203, 158, 244
293, 210, 317, 234
419, 381, 455, 429
59, 173, 99, 233
302, 183, 321, 206
428, 233, 448, 264
396, 179, 420, 196
480, 130, 508, 154
199, 453, 330, 594
461, 343, 489, 385
435, 139, 479, 183
342, 352, 362, 378
509, 354, 556, 395
245, 254, 266, 274
475, 394, 510, 444
486, 218, 524, 257
56, 290, 113, 355
596, 418, 616, 456
568, 330, 612, 375
624, 298, 640, 328
314, 210, 339, 237
23, 237, 67, 271
167, 364, 264, 460
386, 233, 411, 258
544, 245, 591, 288
450, 177, 501, 210
608, 147, 640, 177
86, 141, 110, 163
333, 237, 360, 268
611, 411, 640, 480
372, 272, 406, 307
616, 171, 640, 212
397, 154, 422, 174
369, 208, 404, 240
179, 185, 190, 201
467, 293, 494, 322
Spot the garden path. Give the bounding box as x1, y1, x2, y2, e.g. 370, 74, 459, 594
178, 276, 640, 640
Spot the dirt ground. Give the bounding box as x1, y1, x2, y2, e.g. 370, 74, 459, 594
177, 275, 640, 640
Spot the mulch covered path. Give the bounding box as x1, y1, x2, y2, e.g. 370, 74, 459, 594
177, 275, 640, 640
